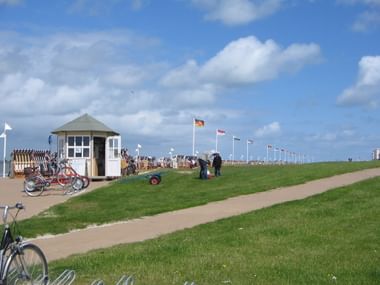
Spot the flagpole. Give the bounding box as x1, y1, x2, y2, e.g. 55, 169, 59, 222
192, 118, 195, 156
266, 145, 269, 164
2, 133, 6, 178
246, 140, 248, 164
232, 136, 235, 163
215, 130, 218, 153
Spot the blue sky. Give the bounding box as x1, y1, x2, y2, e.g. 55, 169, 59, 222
0, 0, 380, 162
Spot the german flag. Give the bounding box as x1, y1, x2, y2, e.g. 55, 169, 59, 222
194, 118, 205, 127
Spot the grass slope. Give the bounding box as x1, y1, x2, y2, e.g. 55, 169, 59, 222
19, 161, 380, 238
49, 175, 380, 285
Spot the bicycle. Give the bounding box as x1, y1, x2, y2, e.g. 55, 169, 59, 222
23, 161, 84, 197
0, 203, 48, 285
58, 159, 90, 190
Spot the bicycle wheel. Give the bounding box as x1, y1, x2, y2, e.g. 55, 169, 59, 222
4, 243, 49, 285
81, 176, 90, 189
64, 177, 84, 195
24, 176, 45, 197
71, 177, 84, 191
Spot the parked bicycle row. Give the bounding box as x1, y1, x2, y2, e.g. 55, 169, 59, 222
23, 153, 90, 197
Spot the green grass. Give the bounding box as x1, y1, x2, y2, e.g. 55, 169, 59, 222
48, 175, 380, 285
18, 161, 380, 238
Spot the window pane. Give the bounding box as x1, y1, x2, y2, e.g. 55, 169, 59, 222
114, 139, 118, 148
83, 136, 90, 146
109, 139, 113, 148
83, 148, 89, 157
76, 136, 82, 146
68, 137, 74, 146
75, 152, 82, 158
68, 148, 74, 157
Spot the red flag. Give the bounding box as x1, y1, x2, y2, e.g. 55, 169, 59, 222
216, 129, 226, 136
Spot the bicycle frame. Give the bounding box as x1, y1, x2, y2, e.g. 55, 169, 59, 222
0, 206, 18, 281
0, 204, 49, 284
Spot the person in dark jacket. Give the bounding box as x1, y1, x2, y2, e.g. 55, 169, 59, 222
198, 157, 208, 179
212, 153, 222, 176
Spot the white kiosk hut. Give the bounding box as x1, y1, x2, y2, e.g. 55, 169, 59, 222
52, 114, 121, 179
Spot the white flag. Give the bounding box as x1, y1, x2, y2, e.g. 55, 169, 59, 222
137, 144, 142, 148
4, 122, 12, 131
0, 132, 5, 138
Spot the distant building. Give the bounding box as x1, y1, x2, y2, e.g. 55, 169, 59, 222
373, 148, 380, 160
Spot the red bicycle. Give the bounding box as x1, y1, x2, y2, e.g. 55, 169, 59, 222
58, 159, 90, 189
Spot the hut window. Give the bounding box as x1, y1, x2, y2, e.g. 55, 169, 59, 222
67, 136, 90, 158
108, 138, 120, 159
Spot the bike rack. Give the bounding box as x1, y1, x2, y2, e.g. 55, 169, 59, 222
50, 270, 195, 285
90, 279, 104, 285
49, 269, 76, 285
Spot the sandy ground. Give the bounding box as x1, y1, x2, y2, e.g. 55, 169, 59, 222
1, 168, 380, 262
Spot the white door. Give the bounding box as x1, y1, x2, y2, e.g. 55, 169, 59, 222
105, 136, 121, 177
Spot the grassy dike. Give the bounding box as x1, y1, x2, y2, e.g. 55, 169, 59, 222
18, 161, 380, 238
49, 175, 380, 284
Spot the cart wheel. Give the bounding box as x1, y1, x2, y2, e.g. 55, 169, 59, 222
149, 176, 161, 185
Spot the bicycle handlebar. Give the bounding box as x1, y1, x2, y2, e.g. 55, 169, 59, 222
0, 203, 24, 224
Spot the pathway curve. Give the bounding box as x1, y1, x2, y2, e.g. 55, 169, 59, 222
26, 167, 380, 262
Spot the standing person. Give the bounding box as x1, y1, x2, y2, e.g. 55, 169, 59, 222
212, 153, 222, 177
198, 154, 208, 180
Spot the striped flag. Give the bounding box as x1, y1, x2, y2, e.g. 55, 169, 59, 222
216, 129, 226, 136
267, 144, 272, 148
247, 139, 254, 144
233, 136, 240, 141
194, 118, 205, 127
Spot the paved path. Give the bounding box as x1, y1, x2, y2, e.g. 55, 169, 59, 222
22, 167, 380, 262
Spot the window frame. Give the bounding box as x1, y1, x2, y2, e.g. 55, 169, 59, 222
67, 135, 91, 159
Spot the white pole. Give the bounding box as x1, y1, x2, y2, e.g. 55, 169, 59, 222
2, 133, 6, 178
266, 146, 269, 164
215, 130, 218, 153
246, 140, 249, 164
232, 136, 235, 163
192, 118, 195, 156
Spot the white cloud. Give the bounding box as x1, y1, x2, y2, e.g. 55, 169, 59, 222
254, 122, 281, 138
200, 36, 321, 86
160, 60, 200, 88
192, 0, 283, 26
337, 0, 380, 32
337, 56, 380, 108
352, 10, 380, 32
161, 36, 321, 89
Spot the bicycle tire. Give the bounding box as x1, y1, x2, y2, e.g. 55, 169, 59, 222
3, 243, 49, 285
64, 177, 84, 195
81, 176, 90, 189
24, 176, 45, 197
71, 177, 84, 191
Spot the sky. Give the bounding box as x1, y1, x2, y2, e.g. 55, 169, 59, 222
0, 0, 380, 162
